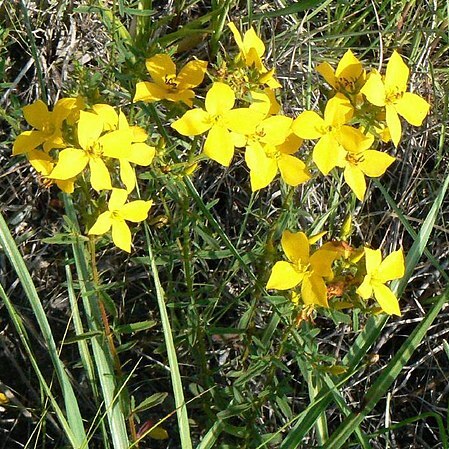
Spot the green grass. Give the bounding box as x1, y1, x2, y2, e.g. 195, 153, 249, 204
1, 1, 449, 448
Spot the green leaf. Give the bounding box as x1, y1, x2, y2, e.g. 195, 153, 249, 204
64, 331, 103, 344
114, 320, 157, 334
133, 393, 168, 413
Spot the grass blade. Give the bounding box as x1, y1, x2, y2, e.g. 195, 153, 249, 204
63, 195, 129, 449
0, 211, 88, 448
144, 225, 193, 449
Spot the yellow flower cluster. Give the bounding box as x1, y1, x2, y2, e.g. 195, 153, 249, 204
294, 50, 430, 200
267, 230, 405, 316
132, 28, 429, 200
147, 24, 311, 192
13, 23, 426, 314
13, 99, 153, 252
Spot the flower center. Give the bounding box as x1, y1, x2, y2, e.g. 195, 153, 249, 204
110, 210, 122, 220
294, 261, 310, 277
345, 152, 365, 167
86, 140, 103, 158
42, 120, 56, 135
386, 86, 404, 104
265, 144, 280, 160
337, 76, 356, 92
164, 74, 179, 92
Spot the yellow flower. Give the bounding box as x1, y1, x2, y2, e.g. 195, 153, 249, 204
93, 105, 156, 192
266, 231, 337, 308
243, 116, 310, 190
48, 111, 132, 191
27, 149, 75, 193
360, 51, 430, 147
13, 98, 82, 156
356, 247, 405, 316
228, 22, 281, 89
337, 147, 395, 200
88, 189, 152, 252
316, 49, 365, 95
292, 95, 371, 175
171, 82, 263, 166
117, 112, 156, 192
134, 53, 208, 107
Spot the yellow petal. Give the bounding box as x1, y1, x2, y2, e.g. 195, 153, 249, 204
361, 70, 386, 107
146, 54, 176, 86
338, 126, 374, 153
258, 115, 292, 146
277, 154, 310, 186
312, 134, 342, 175
109, 188, 128, 210
128, 143, 155, 166
344, 165, 366, 200
164, 89, 196, 106
49, 148, 88, 180
253, 88, 281, 115
385, 51, 409, 95
316, 62, 337, 88
364, 247, 382, 274
78, 111, 104, 150
13, 131, 46, 155
133, 81, 167, 103
100, 129, 132, 159
92, 104, 118, 130
89, 212, 112, 235
263, 70, 282, 88
130, 126, 148, 142
377, 248, 405, 283
277, 133, 303, 155
386, 104, 402, 147
204, 125, 234, 166
292, 111, 325, 139
245, 41, 264, 70
324, 95, 353, 127
373, 283, 401, 316
23, 100, 49, 130
228, 22, 245, 54
120, 159, 136, 192
243, 27, 265, 60
55, 179, 75, 194
205, 82, 235, 116
28, 149, 54, 175
42, 132, 66, 152
120, 200, 152, 222
358, 150, 395, 178
301, 274, 328, 308
309, 249, 337, 277
245, 145, 277, 191
89, 158, 112, 191
171, 109, 211, 136
112, 219, 132, 252
224, 108, 264, 135
176, 59, 208, 89
281, 230, 309, 264
395, 92, 430, 126
266, 261, 303, 290
231, 131, 247, 148
249, 91, 272, 117
336, 50, 363, 81
356, 275, 373, 299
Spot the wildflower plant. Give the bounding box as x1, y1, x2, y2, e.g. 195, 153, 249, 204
5, 9, 440, 449
134, 53, 208, 106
